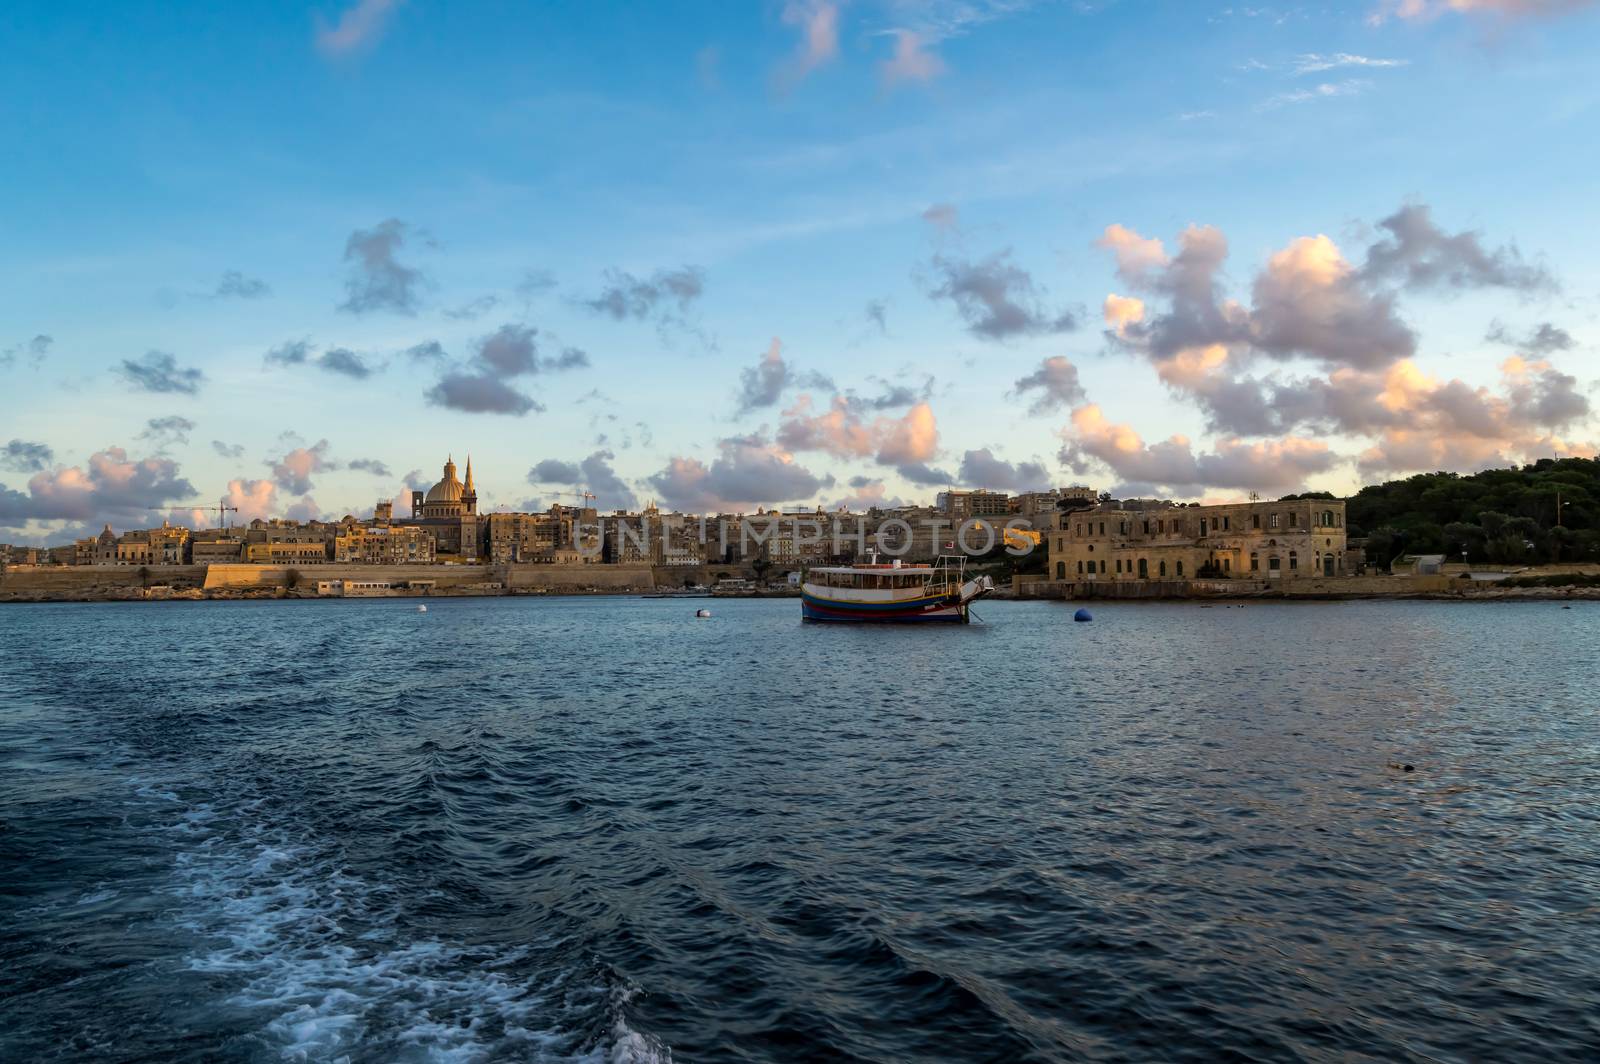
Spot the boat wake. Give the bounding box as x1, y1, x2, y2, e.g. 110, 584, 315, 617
141, 779, 671, 1063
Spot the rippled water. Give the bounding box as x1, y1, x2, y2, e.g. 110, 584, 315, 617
2, 597, 1598, 1062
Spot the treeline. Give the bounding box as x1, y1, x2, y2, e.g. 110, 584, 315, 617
1301, 457, 1600, 566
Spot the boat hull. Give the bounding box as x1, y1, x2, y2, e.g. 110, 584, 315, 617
800, 589, 970, 623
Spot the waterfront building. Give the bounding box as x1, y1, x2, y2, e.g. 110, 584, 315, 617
1047, 498, 1351, 583
402, 455, 481, 561
937, 489, 1011, 519
113, 521, 190, 565
190, 532, 244, 564
244, 540, 331, 565
333, 524, 436, 564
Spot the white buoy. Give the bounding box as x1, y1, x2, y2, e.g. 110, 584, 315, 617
695, 608, 712, 618
416, 605, 428, 613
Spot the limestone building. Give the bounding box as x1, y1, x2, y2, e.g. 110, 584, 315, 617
1047, 498, 1351, 583
403, 455, 481, 561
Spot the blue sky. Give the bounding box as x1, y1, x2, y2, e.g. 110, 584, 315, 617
3, 0, 1598, 542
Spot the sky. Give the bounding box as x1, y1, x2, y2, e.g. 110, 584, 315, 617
2, 0, 1598, 544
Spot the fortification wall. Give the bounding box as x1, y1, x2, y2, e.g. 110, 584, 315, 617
1, 565, 208, 593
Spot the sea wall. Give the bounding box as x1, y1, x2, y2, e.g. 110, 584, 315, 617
0, 564, 209, 595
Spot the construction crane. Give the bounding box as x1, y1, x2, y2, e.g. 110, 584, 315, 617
550, 490, 597, 508
209, 503, 239, 532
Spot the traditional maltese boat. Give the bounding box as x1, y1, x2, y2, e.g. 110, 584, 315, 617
800, 556, 994, 623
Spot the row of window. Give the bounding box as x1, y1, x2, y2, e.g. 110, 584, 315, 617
1061, 550, 1331, 579
1071, 509, 1345, 538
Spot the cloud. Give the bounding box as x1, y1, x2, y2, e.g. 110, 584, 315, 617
223, 478, 278, 523
777, 396, 941, 473
339, 218, 426, 314
896, 461, 955, 486
832, 476, 905, 511
1012, 356, 1086, 415
736, 339, 790, 415
577, 450, 638, 511
212, 440, 245, 460
1486, 320, 1574, 354
315, 0, 402, 56
424, 372, 542, 416
958, 448, 1049, 492
264, 339, 313, 368
418, 324, 584, 416
864, 299, 888, 333
1362, 203, 1556, 294
118, 351, 205, 395
648, 434, 833, 513
516, 270, 558, 299
0, 447, 196, 531
529, 459, 582, 484
775, 1, 840, 90
318, 347, 376, 379
1371, 0, 1597, 23
139, 415, 196, 449
581, 265, 705, 322
2, 440, 53, 473
2, 334, 53, 370
881, 30, 948, 87
922, 203, 959, 229
1060, 404, 1339, 496
1251, 235, 1415, 370
926, 250, 1076, 340
267, 439, 334, 495
731, 338, 833, 416
442, 294, 501, 321
347, 458, 392, 476
405, 340, 447, 363
476, 324, 543, 376
1290, 52, 1409, 73
1258, 79, 1372, 110
214, 270, 270, 299
284, 496, 325, 523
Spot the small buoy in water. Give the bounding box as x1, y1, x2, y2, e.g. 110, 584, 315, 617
1073, 608, 1093, 623
695, 608, 712, 619
416, 605, 428, 613
1387, 760, 1415, 772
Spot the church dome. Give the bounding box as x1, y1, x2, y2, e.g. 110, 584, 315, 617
425, 458, 464, 504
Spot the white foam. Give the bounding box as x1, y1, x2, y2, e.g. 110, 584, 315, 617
141, 780, 668, 1062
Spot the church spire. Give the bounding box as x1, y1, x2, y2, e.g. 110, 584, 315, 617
464, 455, 475, 493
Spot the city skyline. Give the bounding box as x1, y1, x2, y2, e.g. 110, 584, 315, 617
5, 0, 1599, 546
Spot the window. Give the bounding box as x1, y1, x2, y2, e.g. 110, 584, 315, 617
1077, 560, 1084, 574
1143, 520, 1151, 534
1159, 561, 1167, 577
1115, 559, 1122, 573
1158, 520, 1165, 533
1076, 524, 1082, 536
1137, 558, 1149, 579
1289, 551, 1298, 570
1176, 561, 1184, 577
1250, 552, 1259, 571
1120, 520, 1127, 535
1223, 557, 1231, 571
1056, 562, 1066, 579
1088, 544, 1095, 552
1252, 514, 1260, 529
1222, 516, 1230, 531
1269, 513, 1280, 528
1211, 517, 1218, 531
1099, 522, 1106, 535
1269, 556, 1280, 571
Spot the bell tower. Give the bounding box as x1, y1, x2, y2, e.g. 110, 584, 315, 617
463, 455, 478, 516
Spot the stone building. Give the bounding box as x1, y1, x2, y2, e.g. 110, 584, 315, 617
1047, 498, 1350, 583
333, 524, 436, 564
114, 521, 190, 565
937, 489, 1010, 519
402, 455, 481, 561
